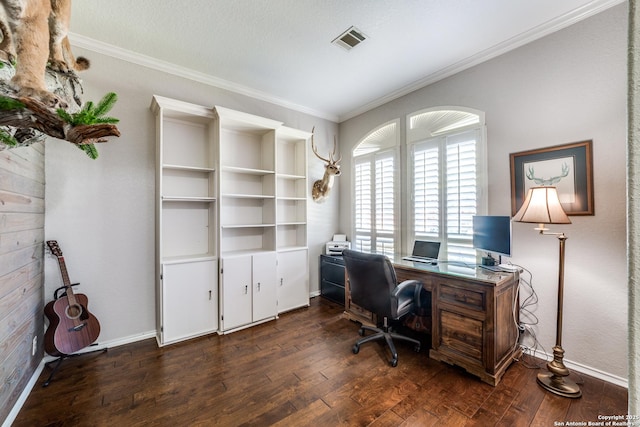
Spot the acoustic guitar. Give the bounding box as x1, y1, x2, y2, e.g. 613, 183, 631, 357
44, 240, 101, 356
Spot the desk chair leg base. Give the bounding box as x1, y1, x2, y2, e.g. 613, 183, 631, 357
352, 322, 421, 367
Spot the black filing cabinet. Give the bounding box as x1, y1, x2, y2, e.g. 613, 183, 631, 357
320, 255, 345, 306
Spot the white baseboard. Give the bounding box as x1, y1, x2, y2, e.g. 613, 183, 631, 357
524, 347, 628, 389
564, 357, 628, 389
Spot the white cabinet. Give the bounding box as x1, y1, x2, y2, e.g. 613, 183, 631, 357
252, 252, 278, 321
214, 107, 310, 332
151, 95, 218, 346
162, 260, 217, 344
275, 127, 310, 314
219, 256, 252, 330
220, 252, 277, 332
277, 249, 309, 313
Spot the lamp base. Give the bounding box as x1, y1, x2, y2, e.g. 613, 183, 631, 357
536, 345, 582, 398
536, 373, 582, 398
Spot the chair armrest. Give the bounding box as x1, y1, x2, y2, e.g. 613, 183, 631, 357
392, 279, 422, 302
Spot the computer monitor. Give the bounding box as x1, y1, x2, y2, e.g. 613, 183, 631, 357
472, 215, 512, 261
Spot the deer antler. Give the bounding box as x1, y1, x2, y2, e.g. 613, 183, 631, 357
526, 163, 570, 185
330, 135, 342, 164
311, 127, 341, 165
311, 127, 331, 163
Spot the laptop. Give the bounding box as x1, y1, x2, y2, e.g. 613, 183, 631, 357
402, 240, 441, 263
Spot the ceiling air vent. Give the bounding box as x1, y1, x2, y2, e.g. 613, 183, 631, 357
332, 26, 367, 51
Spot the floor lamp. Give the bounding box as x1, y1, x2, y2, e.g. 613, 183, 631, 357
512, 186, 582, 398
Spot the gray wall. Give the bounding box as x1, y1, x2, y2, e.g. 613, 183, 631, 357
339, 4, 628, 382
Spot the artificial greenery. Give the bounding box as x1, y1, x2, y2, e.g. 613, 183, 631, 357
56, 92, 119, 159
0, 95, 25, 111
0, 129, 17, 147
0, 96, 24, 147
56, 92, 119, 126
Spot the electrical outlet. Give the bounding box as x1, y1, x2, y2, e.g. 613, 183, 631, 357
32, 336, 37, 356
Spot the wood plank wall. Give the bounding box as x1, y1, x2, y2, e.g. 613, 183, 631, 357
0, 143, 45, 422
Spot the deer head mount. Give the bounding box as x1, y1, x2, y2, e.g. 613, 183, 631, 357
311, 127, 341, 203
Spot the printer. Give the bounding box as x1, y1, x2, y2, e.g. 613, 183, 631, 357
326, 234, 351, 255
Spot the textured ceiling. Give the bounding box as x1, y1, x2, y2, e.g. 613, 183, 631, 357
69, 0, 624, 122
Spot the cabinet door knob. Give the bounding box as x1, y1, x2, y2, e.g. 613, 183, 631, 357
280, 278, 283, 286
244, 285, 248, 294
257, 282, 261, 291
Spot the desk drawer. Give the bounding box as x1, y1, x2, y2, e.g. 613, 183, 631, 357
321, 258, 345, 285
321, 279, 345, 305
439, 309, 483, 362
439, 283, 484, 311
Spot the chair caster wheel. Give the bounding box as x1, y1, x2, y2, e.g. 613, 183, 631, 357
358, 328, 365, 337
352, 344, 360, 354
390, 358, 398, 367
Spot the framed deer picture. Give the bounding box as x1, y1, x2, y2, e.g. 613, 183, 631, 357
510, 140, 594, 216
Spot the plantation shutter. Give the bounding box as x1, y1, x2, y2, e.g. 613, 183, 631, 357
354, 150, 396, 256
375, 152, 395, 256
413, 142, 440, 237
411, 129, 479, 262
445, 131, 478, 261
354, 159, 372, 252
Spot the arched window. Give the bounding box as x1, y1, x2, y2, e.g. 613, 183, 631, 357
407, 107, 487, 263
352, 120, 400, 257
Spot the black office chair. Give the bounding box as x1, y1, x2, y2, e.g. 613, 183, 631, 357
342, 249, 422, 367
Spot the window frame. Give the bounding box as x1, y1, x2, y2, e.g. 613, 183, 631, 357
349, 108, 487, 262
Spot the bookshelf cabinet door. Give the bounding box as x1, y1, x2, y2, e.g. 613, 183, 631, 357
162, 260, 218, 344
220, 255, 253, 331
277, 250, 309, 313
252, 252, 277, 322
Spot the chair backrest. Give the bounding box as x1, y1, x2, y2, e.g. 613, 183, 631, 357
342, 249, 397, 318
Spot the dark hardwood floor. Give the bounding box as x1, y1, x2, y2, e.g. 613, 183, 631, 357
14, 297, 627, 426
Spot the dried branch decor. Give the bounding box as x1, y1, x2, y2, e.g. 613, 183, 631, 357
0, 92, 120, 159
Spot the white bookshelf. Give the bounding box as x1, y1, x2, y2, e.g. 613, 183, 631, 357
215, 108, 311, 328
151, 95, 219, 345
275, 126, 310, 312
153, 97, 311, 338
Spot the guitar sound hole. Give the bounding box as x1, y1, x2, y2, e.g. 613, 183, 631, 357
65, 304, 83, 319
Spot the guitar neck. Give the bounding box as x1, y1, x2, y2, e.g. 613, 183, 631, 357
57, 256, 72, 287
56, 255, 78, 305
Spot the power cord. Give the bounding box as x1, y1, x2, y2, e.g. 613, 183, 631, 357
501, 262, 546, 369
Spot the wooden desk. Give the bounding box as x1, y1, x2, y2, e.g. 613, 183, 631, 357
344, 256, 521, 386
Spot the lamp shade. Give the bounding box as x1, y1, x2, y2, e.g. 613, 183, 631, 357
512, 186, 571, 224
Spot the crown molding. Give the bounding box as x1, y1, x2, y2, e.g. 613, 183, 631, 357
69, 0, 623, 124
338, 0, 626, 122
68, 33, 339, 123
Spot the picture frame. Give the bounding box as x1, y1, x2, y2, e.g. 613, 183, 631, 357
510, 140, 594, 216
